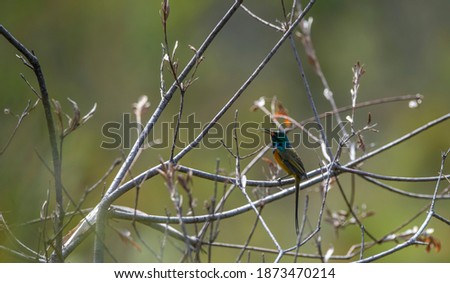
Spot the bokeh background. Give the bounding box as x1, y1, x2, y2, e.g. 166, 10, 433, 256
0, 0, 449, 262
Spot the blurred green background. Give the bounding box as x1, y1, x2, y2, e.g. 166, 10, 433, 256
0, 0, 449, 262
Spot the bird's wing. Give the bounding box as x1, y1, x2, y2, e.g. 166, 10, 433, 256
279, 148, 307, 180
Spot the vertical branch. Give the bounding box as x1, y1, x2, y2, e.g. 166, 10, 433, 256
1, 98, 39, 155
294, 8, 350, 151
170, 91, 185, 163
233, 110, 242, 187
161, 0, 186, 164
0, 25, 64, 262
286, 12, 338, 252
359, 225, 365, 260
288, 34, 333, 162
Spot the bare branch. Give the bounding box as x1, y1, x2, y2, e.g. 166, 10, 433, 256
1, 24, 64, 262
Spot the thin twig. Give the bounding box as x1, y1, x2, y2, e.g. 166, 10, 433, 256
288, 23, 333, 162
302, 94, 424, 124
433, 213, 450, 225
241, 5, 283, 32
338, 165, 450, 182
206, 158, 221, 262
359, 225, 365, 260
361, 176, 450, 199
1, 99, 39, 155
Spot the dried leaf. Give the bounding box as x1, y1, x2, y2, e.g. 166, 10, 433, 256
172, 40, 178, 60
177, 174, 190, 193
40, 200, 48, 220
52, 98, 64, 135
63, 97, 81, 137
116, 229, 142, 252
52, 99, 62, 116
352, 62, 366, 82
132, 95, 150, 117
160, 0, 170, 24
357, 133, 366, 152
157, 168, 167, 179
59, 98, 97, 137
187, 170, 193, 185
188, 44, 197, 53
262, 157, 274, 166
172, 60, 179, 74
80, 103, 97, 125
274, 100, 292, 128
262, 156, 277, 177
418, 234, 441, 253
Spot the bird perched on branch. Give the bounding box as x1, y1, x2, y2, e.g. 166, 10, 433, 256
264, 129, 307, 236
